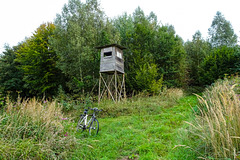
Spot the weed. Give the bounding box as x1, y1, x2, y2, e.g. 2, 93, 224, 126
0, 98, 77, 159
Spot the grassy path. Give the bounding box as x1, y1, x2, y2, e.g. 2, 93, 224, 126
70, 95, 198, 160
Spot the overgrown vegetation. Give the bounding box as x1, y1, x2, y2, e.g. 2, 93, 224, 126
1, 78, 240, 159
0, 89, 200, 159
60, 89, 199, 159
1, 0, 240, 159
0, 98, 77, 159
2, 0, 239, 99
188, 76, 240, 159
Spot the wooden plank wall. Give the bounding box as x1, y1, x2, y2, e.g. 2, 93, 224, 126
100, 46, 124, 73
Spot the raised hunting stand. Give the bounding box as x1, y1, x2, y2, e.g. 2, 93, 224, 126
96, 44, 126, 103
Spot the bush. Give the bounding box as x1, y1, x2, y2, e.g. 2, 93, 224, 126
135, 63, 164, 94
189, 77, 240, 159
200, 46, 239, 86
0, 93, 5, 108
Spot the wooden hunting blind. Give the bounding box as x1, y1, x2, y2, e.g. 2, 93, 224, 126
96, 44, 126, 74
96, 44, 126, 103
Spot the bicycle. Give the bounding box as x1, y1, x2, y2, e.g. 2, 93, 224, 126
76, 107, 101, 135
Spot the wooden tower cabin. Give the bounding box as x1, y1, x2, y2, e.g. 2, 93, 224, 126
96, 44, 126, 103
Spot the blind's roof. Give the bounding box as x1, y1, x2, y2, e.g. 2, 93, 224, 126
96, 44, 126, 50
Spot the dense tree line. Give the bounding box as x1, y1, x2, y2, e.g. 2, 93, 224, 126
0, 0, 239, 99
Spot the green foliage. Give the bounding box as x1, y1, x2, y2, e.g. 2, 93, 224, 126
185, 31, 211, 86
200, 46, 239, 85
16, 23, 63, 97
51, 0, 120, 95
3, 0, 240, 99
117, 8, 157, 93
0, 45, 24, 99
55, 85, 95, 114
184, 11, 239, 87
183, 11, 240, 88
0, 93, 5, 107
135, 63, 163, 94
208, 11, 238, 48
0, 98, 77, 159
154, 25, 187, 87
114, 7, 186, 93
150, 75, 164, 94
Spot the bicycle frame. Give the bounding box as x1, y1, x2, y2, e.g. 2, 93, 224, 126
77, 107, 101, 134
81, 114, 94, 129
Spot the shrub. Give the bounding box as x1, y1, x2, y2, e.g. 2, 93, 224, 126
199, 46, 239, 86
0, 93, 5, 108
189, 77, 240, 159
135, 63, 164, 94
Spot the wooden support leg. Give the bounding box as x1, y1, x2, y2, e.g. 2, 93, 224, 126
99, 72, 126, 103
101, 74, 115, 102
123, 74, 126, 99
115, 71, 117, 102
98, 73, 101, 103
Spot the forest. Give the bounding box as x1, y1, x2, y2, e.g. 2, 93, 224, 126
0, 0, 239, 100
1, 0, 240, 159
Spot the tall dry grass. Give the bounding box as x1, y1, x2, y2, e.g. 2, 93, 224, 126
0, 97, 76, 159
96, 88, 184, 118
6, 97, 63, 129
161, 88, 184, 101
189, 78, 240, 159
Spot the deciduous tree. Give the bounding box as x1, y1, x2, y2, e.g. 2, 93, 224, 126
114, 7, 186, 92
208, 11, 237, 48
51, 0, 120, 94
16, 23, 63, 97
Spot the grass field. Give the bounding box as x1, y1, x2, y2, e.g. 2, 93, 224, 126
65, 94, 199, 160
1, 79, 240, 159
0, 91, 200, 159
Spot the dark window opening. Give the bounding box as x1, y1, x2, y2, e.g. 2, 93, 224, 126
104, 51, 112, 57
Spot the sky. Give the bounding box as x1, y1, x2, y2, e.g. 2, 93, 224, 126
0, 0, 240, 53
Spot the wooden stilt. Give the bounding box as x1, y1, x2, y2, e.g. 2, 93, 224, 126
98, 72, 126, 103
115, 71, 117, 102
98, 73, 101, 103
101, 74, 115, 102
123, 74, 126, 99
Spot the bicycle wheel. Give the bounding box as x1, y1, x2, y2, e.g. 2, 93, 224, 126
77, 115, 85, 131
89, 118, 99, 136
